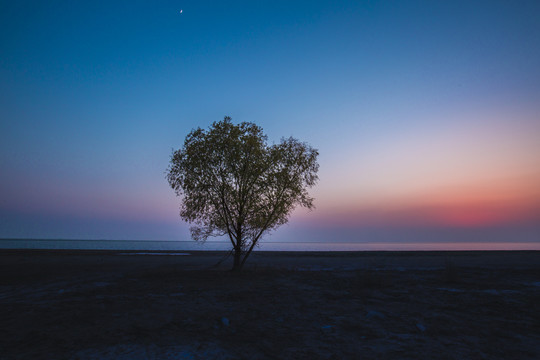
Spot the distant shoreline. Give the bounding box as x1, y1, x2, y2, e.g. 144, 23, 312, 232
1, 238, 540, 251
1, 248, 540, 255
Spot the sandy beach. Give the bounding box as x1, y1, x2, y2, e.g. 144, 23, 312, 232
1, 250, 539, 359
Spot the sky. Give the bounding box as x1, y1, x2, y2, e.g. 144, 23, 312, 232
1, 0, 539, 245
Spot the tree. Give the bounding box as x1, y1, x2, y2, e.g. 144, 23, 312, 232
166, 117, 319, 271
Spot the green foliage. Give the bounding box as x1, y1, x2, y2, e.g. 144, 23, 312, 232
167, 116, 319, 269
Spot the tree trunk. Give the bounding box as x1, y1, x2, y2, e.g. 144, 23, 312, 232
239, 242, 255, 270
232, 247, 242, 271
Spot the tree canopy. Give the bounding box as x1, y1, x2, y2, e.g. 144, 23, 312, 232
167, 117, 319, 270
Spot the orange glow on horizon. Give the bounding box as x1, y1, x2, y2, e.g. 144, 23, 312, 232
300, 173, 540, 228
415, 202, 537, 227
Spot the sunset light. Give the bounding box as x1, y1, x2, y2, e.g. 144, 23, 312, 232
2, 2, 540, 358
1, 0, 539, 245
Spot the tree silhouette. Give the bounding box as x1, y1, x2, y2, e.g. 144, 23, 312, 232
167, 117, 319, 270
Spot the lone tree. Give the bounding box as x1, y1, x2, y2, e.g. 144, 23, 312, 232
167, 117, 319, 271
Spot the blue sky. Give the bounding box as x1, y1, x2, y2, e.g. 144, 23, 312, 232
1, 0, 539, 244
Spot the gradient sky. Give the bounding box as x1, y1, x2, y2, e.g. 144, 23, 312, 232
1, 0, 539, 244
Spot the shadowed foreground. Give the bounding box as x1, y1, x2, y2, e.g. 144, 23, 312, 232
1, 250, 539, 359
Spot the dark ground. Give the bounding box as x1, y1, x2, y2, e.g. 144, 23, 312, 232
1, 250, 539, 359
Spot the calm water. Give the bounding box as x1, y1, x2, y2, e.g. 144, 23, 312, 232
1, 239, 540, 251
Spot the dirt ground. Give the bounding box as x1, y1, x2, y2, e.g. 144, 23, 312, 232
1, 250, 539, 359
